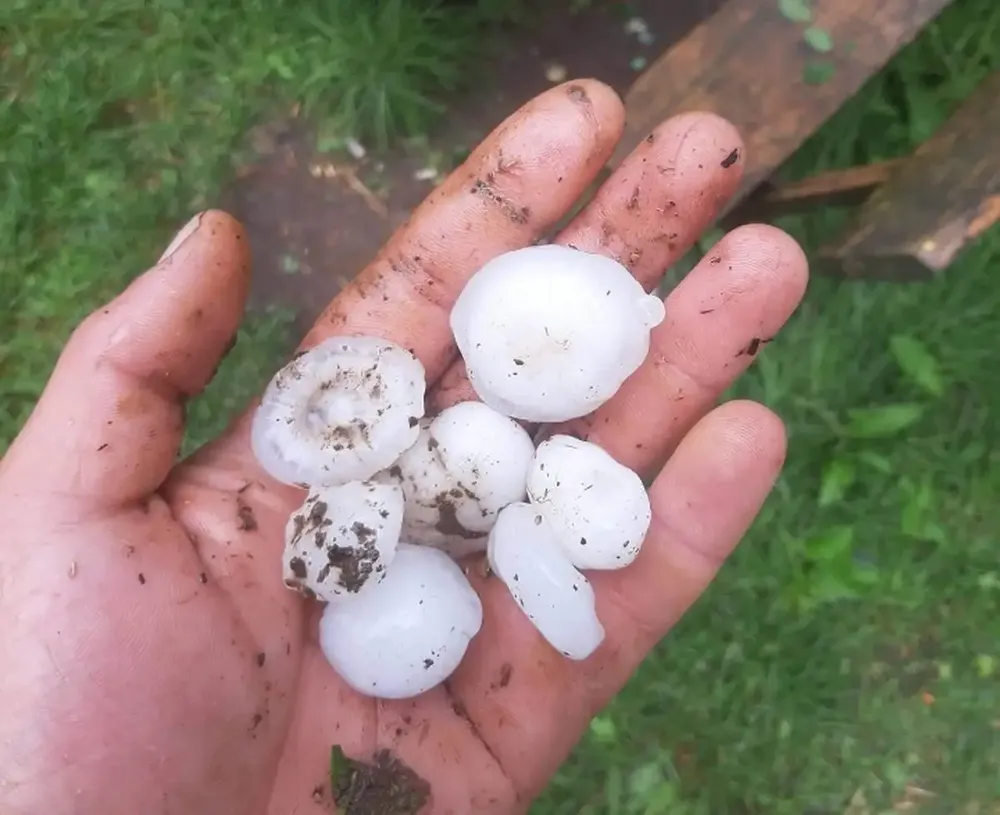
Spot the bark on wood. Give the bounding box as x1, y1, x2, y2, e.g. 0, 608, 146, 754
613, 0, 955, 212
818, 68, 1000, 280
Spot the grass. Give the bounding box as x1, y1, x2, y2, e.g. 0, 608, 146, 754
2, 0, 1000, 813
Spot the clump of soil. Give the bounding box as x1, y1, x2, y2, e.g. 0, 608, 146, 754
330, 745, 431, 814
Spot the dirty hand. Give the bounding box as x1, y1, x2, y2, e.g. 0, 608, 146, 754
0, 80, 808, 814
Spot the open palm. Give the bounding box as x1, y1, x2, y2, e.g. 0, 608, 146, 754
0, 81, 808, 814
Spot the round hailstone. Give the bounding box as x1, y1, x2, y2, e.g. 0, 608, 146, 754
250, 336, 426, 488
487, 502, 604, 660
449, 244, 666, 423
382, 401, 535, 558
527, 435, 651, 571
282, 480, 404, 603
318, 543, 484, 699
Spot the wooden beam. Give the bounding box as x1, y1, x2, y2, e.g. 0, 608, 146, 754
613, 0, 955, 213
720, 159, 904, 227
817, 68, 1000, 280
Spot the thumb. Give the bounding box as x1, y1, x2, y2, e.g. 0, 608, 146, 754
0, 210, 250, 508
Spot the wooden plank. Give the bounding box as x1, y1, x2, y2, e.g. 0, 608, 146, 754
720, 159, 904, 227
612, 0, 955, 213
817, 68, 1000, 281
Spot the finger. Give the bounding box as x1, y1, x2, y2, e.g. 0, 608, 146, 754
557, 111, 743, 286
0, 210, 249, 507
300, 80, 625, 383
586, 400, 787, 695
447, 400, 786, 799
431, 111, 745, 412
563, 223, 808, 474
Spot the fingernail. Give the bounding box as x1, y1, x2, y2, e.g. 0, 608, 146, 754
158, 212, 204, 262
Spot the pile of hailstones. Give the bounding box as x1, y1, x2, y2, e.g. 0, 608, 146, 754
251, 244, 667, 700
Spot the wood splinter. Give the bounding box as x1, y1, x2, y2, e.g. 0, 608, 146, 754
720, 159, 905, 228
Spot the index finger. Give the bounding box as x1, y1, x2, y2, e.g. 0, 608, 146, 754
300, 80, 625, 383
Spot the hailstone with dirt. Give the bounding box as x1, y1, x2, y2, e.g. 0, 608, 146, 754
319, 543, 483, 699
251, 336, 426, 487
282, 480, 404, 603
379, 400, 536, 558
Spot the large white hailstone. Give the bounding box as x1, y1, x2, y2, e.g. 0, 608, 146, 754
382, 401, 536, 558
318, 544, 484, 699
527, 435, 651, 571
449, 244, 666, 423
250, 336, 426, 488
282, 480, 404, 603
487, 502, 605, 660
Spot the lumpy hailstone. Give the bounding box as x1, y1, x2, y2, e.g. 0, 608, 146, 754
319, 544, 484, 699
384, 401, 535, 557
251, 336, 426, 487
449, 244, 666, 423
528, 435, 652, 571
488, 502, 605, 660
282, 480, 404, 603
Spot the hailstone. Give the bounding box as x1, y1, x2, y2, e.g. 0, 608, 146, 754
487, 502, 605, 660
318, 543, 484, 699
381, 401, 535, 558
449, 244, 666, 423
250, 336, 426, 487
282, 480, 404, 603
527, 435, 651, 570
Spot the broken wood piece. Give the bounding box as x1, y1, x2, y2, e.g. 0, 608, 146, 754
817, 68, 1000, 280
612, 0, 956, 213
720, 159, 905, 228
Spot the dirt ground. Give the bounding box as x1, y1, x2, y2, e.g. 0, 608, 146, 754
222, 0, 724, 332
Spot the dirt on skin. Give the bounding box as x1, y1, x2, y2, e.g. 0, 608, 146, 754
220, 0, 724, 332
329, 745, 431, 815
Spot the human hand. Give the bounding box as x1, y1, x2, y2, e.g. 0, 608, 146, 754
0, 80, 808, 814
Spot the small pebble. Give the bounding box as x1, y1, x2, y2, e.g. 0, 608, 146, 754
545, 63, 568, 83
345, 138, 366, 160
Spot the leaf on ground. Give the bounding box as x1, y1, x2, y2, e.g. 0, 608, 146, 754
889, 334, 945, 396
803, 60, 836, 84
843, 404, 926, 438
857, 450, 894, 473
589, 715, 617, 742
819, 457, 857, 506
804, 26, 834, 52
976, 654, 996, 677
778, 0, 813, 22
804, 524, 854, 561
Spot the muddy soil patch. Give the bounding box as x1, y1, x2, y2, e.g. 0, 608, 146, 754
329, 745, 431, 814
